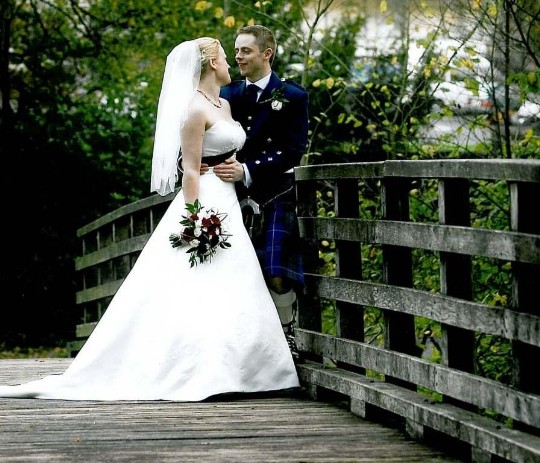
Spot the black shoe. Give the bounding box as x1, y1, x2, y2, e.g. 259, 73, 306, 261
283, 323, 303, 364
286, 333, 302, 364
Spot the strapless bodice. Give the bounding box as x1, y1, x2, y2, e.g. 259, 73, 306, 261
202, 120, 246, 158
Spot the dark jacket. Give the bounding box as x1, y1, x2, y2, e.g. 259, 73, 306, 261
220, 72, 309, 204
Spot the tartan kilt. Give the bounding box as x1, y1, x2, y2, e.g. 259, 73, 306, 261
252, 197, 304, 287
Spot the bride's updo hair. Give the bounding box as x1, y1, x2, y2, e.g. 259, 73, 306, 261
197, 37, 221, 73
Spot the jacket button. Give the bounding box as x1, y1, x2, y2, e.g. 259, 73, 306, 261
248, 116, 252, 121
267, 138, 272, 143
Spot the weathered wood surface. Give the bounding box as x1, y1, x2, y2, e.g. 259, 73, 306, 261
293, 159, 540, 462
0, 359, 462, 462
294, 159, 540, 182
309, 275, 540, 347
300, 218, 540, 263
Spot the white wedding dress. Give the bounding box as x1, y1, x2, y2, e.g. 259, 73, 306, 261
0, 120, 299, 401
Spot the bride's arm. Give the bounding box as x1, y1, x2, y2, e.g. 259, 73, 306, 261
180, 108, 206, 205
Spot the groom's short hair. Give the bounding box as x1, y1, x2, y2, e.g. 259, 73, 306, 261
236, 25, 277, 56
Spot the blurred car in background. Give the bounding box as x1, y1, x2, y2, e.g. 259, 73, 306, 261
430, 78, 520, 116
511, 96, 540, 126
431, 80, 492, 114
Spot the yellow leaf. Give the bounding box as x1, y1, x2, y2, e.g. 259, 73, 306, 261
528, 72, 537, 85
312, 79, 321, 88
247, 18, 255, 26
523, 129, 534, 144
195, 1, 211, 11
224, 16, 235, 27
255, 1, 261, 7
488, 4, 498, 16
325, 77, 335, 89
458, 58, 474, 70
380, 0, 387, 13
214, 7, 224, 19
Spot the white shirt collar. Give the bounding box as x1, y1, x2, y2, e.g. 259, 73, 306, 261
246, 72, 272, 91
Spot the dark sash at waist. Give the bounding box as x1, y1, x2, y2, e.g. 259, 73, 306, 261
201, 149, 237, 167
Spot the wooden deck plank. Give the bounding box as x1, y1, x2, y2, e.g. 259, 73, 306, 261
0, 359, 463, 462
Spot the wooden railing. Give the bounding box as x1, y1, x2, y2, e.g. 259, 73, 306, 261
69, 192, 175, 354
294, 159, 540, 463
71, 159, 540, 463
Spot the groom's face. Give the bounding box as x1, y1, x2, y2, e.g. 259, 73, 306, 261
234, 33, 267, 82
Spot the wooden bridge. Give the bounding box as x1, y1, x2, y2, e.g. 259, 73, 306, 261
3, 159, 539, 462
0, 358, 459, 462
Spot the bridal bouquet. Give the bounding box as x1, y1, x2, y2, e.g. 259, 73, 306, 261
169, 199, 231, 267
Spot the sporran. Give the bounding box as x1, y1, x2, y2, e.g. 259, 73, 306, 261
239, 196, 264, 240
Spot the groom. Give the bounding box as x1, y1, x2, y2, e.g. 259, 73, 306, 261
214, 25, 309, 359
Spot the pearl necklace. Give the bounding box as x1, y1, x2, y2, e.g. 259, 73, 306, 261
197, 89, 222, 108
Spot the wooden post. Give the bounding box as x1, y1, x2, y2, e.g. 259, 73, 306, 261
381, 177, 416, 388
334, 179, 364, 340
295, 177, 322, 334
334, 178, 365, 374
438, 178, 475, 410
510, 182, 540, 396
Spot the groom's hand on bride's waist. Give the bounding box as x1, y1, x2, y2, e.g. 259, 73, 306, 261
178, 156, 232, 176
213, 158, 244, 183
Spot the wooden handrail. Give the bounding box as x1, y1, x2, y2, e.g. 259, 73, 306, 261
293, 159, 540, 463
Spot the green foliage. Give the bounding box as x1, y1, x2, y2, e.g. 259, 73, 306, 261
321, 299, 337, 335
475, 334, 513, 385
364, 307, 384, 346
0, 345, 69, 359
301, 14, 369, 163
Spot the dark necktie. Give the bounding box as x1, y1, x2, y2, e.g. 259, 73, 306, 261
245, 84, 259, 103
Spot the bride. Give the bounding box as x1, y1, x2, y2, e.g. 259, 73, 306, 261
0, 37, 300, 400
